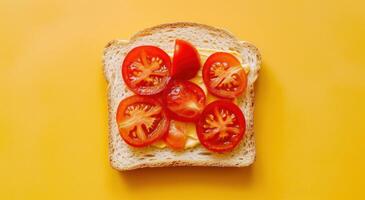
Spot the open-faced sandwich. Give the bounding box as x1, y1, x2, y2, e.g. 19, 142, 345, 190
103, 22, 261, 170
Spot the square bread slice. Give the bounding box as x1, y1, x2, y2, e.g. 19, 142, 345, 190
103, 22, 261, 171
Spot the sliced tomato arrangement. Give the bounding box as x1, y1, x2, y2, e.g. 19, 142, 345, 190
116, 95, 170, 147
164, 120, 187, 150
171, 39, 201, 80
122, 46, 171, 95
203, 52, 247, 99
163, 80, 206, 122
196, 100, 246, 152
117, 41, 248, 152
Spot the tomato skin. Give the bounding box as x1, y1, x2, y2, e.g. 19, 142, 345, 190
122, 46, 171, 96
196, 100, 246, 153
172, 39, 201, 80
116, 95, 170, 147
162, 80, 206, 122
164, 120, 187, 150
203, 52, 247, 99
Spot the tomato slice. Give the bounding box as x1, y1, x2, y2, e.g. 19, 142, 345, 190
164, 120, 187, 150
203, 52, 247, 99
172, 39, 201, 80
122, 46, 171, 95
163, 80, 206, 122
196, 100, 246, 152
116, 95, 170, 147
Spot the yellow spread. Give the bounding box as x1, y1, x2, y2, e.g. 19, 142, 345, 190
152, 48, 248, 150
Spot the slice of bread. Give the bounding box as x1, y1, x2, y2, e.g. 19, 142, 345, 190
103, 22, 261, 171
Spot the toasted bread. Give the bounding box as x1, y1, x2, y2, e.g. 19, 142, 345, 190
103, 22, 261, 170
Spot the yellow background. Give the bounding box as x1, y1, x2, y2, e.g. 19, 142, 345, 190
1, 0, 364, 199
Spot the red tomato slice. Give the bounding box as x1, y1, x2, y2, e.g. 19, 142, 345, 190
163, 80, 206, 122
122, 46, 171, 95
172, 39, 201, 80
116, 95, 170, 147
203, 52, 247, 99
164, 120, 187, 150
196, 100, 246, 152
